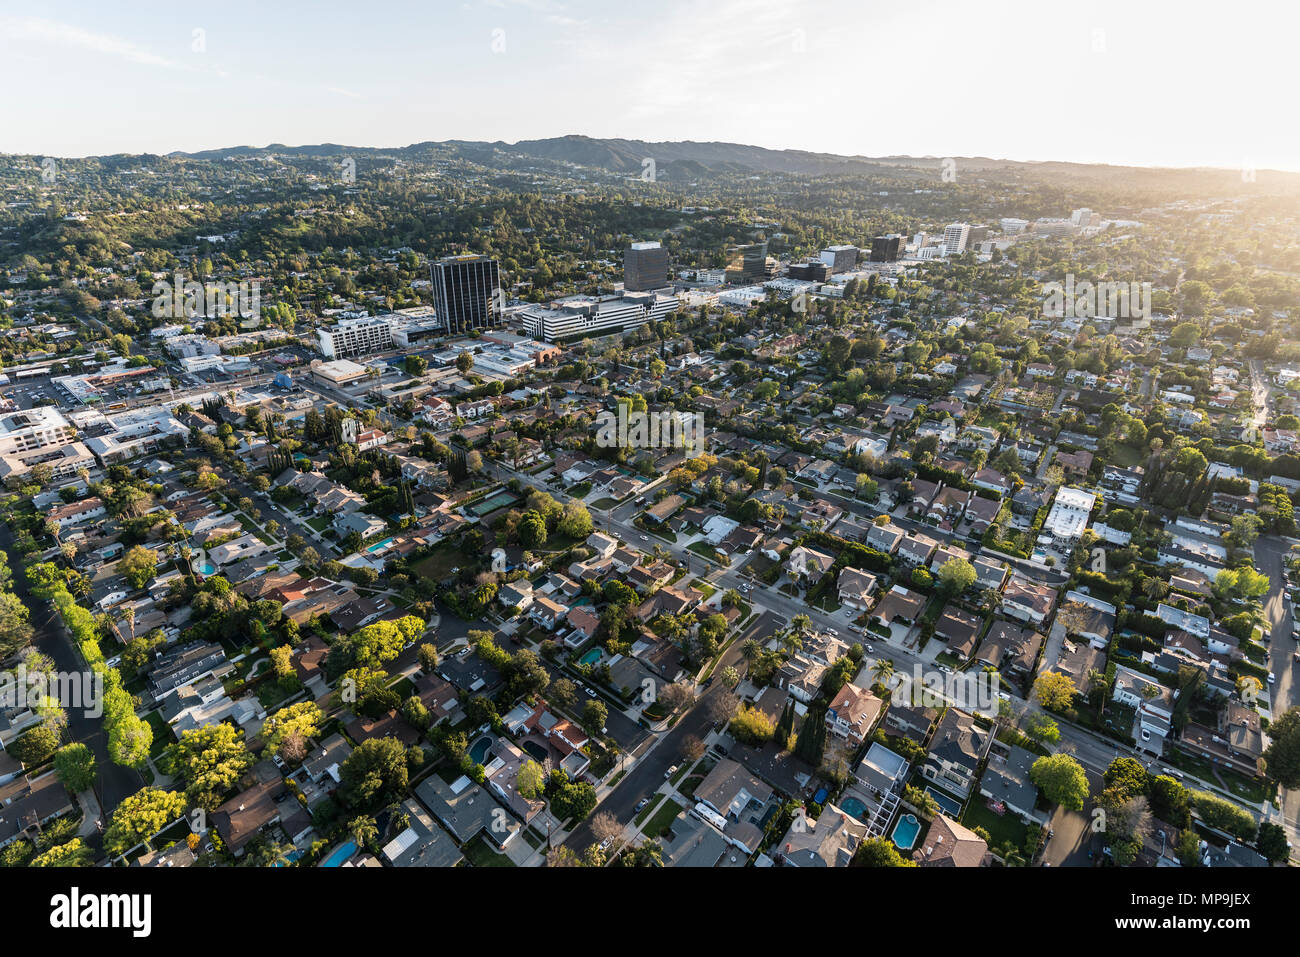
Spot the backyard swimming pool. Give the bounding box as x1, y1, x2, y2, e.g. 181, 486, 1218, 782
578, 648, 604, 666
320, 840, 358, 867
892, 813, 921, 850
840, 797, 868, 821
197, 561, 216, 575
924, 786, 963, 817
469, 735, 492, 765
365, 537, 395, 554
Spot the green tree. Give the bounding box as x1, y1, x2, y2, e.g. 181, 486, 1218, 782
104, 788, 186, 856
53, 742, 96, 793
1029, 754, 1089, 811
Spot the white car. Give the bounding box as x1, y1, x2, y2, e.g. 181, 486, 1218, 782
640, 535, 648, 542
1268, 672, 1277, 684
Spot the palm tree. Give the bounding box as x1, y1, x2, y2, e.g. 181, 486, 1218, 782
348, 815, 378, 851
871, 658, 896, 687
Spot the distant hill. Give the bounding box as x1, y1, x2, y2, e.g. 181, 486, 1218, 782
160, 134, 1300, 192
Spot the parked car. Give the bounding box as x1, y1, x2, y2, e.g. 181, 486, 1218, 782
665, 765, 678, 779
635, 798, 650, 812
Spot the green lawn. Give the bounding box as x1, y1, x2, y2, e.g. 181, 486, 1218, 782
641, 798, 685, 838
143, 710, 174, 759
462, 836, 515, 867
961, 797, 1029, 851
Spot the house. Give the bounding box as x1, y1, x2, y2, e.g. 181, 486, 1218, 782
882, 701, 938, 745
529, 595, 570, 631
837, 567, 879, 610
335, 511, 387, 541
871, 586, 925, 629
865, 521, 905, 554
978, 744, 1047, 823
787, 545, 835, 584
565, 605, 602, 646
915, 814, 989, 867
777, 804, 868, 867
212, 762, 312, 855
694, 758, 774, 824
896, 533, 939, 567
1175, 702, 1265, 779
0, 772, 74, 850
382, 798, 463, 868
970, 469, 1011, 496
1002, 575, 1057, 627
825, 684, 883, 744
498, 580, 534, 613
972, 555, 1009, 592
1112, 664, 1175, 755
1054, 448, 1094, 479
934, 605, 984, 660
415, 774, 521, 850
922, 709, 991, 799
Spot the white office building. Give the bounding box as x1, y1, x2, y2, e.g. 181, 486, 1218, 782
943, 223, 970, 256
519, 291, 677, 343
317, 316, 394, 358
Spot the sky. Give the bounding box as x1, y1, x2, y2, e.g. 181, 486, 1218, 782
1, 0, 1296, 171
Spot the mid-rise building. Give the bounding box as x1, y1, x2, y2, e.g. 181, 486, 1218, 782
432, 255, 501, 334
317, 316, 394, 359
787, 261, 832, 282
520, 291, 677, 343
624, 241, 670, 292
725, 243, 770, 283
943, 223, 970, 256
819, 245, 859, 274
869, 234, 904, 263
1000, 218, 1029, 234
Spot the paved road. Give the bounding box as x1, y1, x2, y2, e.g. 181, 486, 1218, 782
562, 610, 781, 853
0, 522, 146, 814
1253, 534, 1300, 857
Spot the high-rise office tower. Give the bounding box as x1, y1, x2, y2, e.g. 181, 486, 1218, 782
943, 223, 970, 256
869, 234, 904, 263
624, 241, 670, 292
819, 245, 858, 273
726, 242, 769, 283
432, 255, 501, 334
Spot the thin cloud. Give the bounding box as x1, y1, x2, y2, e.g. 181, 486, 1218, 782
0, 16, 188, 70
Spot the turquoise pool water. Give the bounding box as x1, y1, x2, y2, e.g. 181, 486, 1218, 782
321, 840, 358, 867
840, 797, 868, 820
469, 736, 491, 765
273, 849, 303, 867
199, 562, 215, 575
892, 813, 921, 850
365, 537, 395, 554
578, 648, 603, 666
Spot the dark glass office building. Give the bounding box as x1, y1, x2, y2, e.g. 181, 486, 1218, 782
432, 255, 501, 334
625, 241, 670, 292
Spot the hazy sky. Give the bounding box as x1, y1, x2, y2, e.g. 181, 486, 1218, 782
2, 0, 1296, 171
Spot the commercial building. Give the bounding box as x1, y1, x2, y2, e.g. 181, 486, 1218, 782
311, 359, 372, 386
726, 243, 771, 283
432, 255, 501, 334
519, 290, 677, 343
869, 234, 905, 262
787, 261, 832, 282
819, 245, 859, 273
317, 316, 394, 359
943, 223, 970, 256
624, 241, 670, 292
